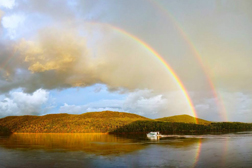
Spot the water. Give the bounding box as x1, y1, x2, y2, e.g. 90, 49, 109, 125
0, 131, 252, 168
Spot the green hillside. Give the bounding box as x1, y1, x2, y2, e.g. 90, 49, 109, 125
156, 114, 212, 125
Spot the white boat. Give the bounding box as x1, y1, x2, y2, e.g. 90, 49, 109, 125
147, 131, 161, 138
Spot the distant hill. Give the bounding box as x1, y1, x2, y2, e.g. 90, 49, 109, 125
156, 114, 212, 125
1, 111, 251, 134
0, 111, 149, 133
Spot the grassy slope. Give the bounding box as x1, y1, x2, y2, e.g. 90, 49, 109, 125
156, 114, 212, 125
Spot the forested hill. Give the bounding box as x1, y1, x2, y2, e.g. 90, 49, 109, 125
156, 114, 211, 125
0, 111, 149, 133
0, 111, 252, 134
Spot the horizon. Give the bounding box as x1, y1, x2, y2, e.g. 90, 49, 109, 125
0, 0, 252, 122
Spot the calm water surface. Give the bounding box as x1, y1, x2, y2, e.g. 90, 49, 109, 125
0, 131, 252, 168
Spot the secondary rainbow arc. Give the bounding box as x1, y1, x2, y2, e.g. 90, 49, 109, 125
148, 0, 227, 121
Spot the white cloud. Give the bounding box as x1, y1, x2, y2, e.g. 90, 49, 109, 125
59, 99, 123, 114
122, 90, 167, 115
187, 91, 252, 122
2, 14, 25, 39
0, 89, 49, 117
218, 91, 252, 122
86, 107, 121, 112
59, 103, 88, 114
195, 104, 210, 111
0, 0, 15, 9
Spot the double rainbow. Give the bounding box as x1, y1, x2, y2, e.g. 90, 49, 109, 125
2, 13, 220, 123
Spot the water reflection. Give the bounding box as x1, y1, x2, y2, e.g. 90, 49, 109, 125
192, 138, 202, 168
0, 133, 145, 155
147, 135, 160, 141
0, 132, 251, 167
192, 132, 252, 168
0, 134, 204, 154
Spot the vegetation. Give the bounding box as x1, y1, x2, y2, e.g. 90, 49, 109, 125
111, 120, 252, 134
156, 114, 211, 125
0, 111, 251, 134
0, 111, 148, 133
0, 125, 11, 135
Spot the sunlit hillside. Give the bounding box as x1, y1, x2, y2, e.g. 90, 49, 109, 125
156, 114, 212, 125
0, 111, 149, 133
0, 111, 252, 134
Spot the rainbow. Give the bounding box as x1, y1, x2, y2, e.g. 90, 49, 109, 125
221, 137, 230, 167
0, 51, 15, 76
148, 0, 227, 121
86, 22, 198, 123
193, 139, 203, 167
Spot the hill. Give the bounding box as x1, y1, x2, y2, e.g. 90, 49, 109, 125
156, 114, 211, 125
0, 111, 252, 134
0, 111, 149, 133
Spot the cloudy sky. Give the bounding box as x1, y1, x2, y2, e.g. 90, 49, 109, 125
0, 0, 252, 122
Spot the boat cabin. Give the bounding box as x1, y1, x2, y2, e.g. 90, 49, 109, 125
147, 132, 160, 136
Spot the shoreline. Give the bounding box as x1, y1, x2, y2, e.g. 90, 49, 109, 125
12, 132, 109, 134
6, 129, 252, 135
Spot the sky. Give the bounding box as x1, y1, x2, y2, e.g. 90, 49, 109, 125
0, 0, 252, 122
